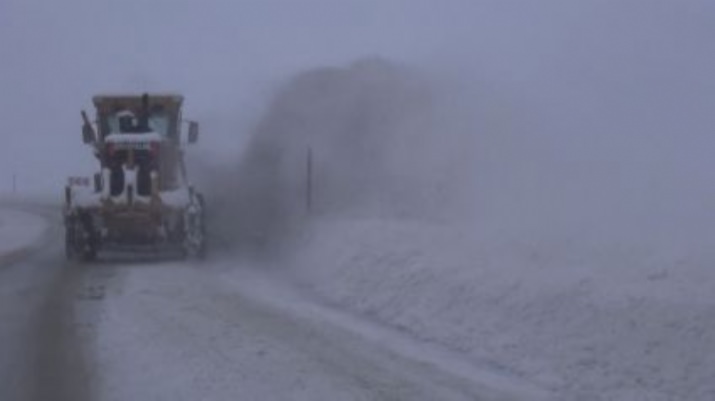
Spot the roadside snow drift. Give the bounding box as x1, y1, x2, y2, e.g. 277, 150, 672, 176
287, 218, 715, 400
0, 208, 48, 261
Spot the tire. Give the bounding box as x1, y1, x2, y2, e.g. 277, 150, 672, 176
82, 247, 97, 262
65, 221, 76, 261
197, 193, 208, 259
182, 199, 207, 260
65, 212, 98, 263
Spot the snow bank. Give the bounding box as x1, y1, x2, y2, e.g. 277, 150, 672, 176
286, 218, 715, 401
0, 208, 48, 262
91, 260, 543, 401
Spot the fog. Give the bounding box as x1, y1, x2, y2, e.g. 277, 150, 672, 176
3, 1, 715, 258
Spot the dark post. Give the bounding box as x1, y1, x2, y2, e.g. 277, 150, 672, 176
306, 146, 313, 214
65, 186, 71, 207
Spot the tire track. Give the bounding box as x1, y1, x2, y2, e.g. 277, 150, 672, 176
0, 206, 95, 401
31, 259, 93, 401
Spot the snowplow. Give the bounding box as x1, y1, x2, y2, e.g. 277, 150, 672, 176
64, 93, 206, 261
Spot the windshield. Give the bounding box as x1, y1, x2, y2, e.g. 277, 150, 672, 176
147, 113, 170, 137
107, 111, 171, 137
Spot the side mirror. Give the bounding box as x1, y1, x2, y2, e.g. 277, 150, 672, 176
188, 121, 199, 144
82, 123, 95, 144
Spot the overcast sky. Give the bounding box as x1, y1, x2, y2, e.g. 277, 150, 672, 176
1, 0, 714, 196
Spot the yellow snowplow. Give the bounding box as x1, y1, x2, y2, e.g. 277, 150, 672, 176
64, 93, 206, 261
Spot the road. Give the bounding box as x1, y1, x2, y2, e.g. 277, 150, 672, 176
0, 208, 90, 401
0, 207, 534, 401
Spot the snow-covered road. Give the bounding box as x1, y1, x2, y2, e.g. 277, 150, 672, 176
0, 206, 541, 400
0, 209, 49, 401
83, 259, 539, 401
0, 206, 91, 401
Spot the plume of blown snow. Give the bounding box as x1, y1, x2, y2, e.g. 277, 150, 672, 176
201, 57, 478, 250
201, 31, 715, 265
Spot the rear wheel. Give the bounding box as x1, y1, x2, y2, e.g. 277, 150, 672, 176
182, 196, 207, 259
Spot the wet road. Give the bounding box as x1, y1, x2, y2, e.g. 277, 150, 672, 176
0, 210, 90, 401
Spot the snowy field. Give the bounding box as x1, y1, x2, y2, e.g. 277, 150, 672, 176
277, 217, 715, 401
0, 208, 48, 260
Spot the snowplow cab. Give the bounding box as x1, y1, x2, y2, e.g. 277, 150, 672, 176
65, 93, 205, 261
92, 94, 189, 190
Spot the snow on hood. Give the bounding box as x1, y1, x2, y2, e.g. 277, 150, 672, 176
105, 132, 164, 143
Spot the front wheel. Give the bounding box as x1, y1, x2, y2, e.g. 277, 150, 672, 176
65, 218, 76, 261
65, 213, 97, 263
